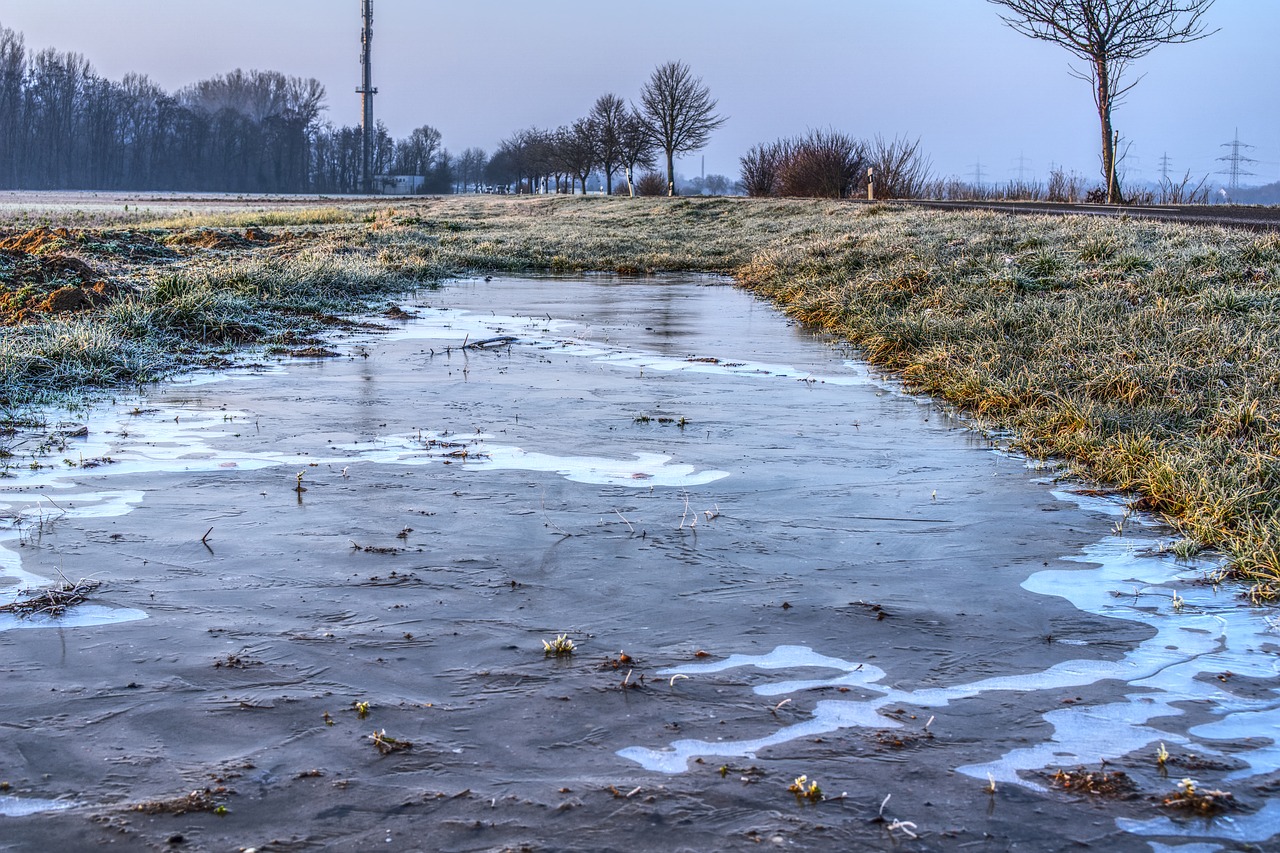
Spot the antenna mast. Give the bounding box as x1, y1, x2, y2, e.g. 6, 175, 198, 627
358, 0, 377, 193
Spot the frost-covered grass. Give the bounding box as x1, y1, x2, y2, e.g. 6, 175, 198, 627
2, 194, 1278, 595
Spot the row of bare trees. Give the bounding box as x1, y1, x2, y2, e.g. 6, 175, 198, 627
0, 24, 456, 193
482, 61, 724, 196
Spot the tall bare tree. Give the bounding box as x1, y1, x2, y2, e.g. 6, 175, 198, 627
638, 61, 726, 196
560, 118, 600, 194
987, 0, 1216, 204
617, 109, 656, 197
590, 93, 628, 194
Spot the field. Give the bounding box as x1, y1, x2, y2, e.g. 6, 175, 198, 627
3, 193, 1278, 594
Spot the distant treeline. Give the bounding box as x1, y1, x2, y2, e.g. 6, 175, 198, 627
0, 24, 455, 194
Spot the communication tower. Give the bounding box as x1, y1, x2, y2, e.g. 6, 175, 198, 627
358, 0, 378, 193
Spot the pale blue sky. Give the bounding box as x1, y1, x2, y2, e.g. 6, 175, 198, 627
2, 1, 1276, 186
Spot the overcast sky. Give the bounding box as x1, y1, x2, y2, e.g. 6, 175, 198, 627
1, 0, 1275, 186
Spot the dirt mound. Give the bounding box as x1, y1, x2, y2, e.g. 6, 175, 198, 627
0, 227, 176, 262
0, 250, 129, 323
35, 254, 100, 284
0, 226, 75, 254
36, 282, 120, 314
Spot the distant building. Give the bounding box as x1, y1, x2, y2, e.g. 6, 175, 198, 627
374, 175, 426, 195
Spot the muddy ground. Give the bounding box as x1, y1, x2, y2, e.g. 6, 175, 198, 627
1, 276, 1277, 851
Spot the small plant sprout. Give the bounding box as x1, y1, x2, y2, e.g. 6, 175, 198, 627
886, 819, 919, 840
703, 504, 720, 521
1171, 590, 1185, 612
543, 634, 575, 656
788, 774, 823, 802
668, 673, 689, 687
294, 470, 306, 493
341, 466, 349, 479
369, 729, 412, 755
355, 700, 370, 719
985, 772, 997, 794
1156, 742, 1170, 766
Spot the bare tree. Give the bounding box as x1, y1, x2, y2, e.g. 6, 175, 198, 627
988, 0, 1216, 204
617, 109, 656, 197
638, 61, 726, 196
560, 118, 599, 194
590, 93, 628, 194
457, 146, 487, 192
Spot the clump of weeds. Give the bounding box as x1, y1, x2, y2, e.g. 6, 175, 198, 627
1048, 766, 1138, 798
1161, 778, 1237, 814
543, 633, 576, 656
787, 774, 823, 802
369, 730, 412, 755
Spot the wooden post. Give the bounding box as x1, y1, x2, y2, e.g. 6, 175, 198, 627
867, 167, 875, 201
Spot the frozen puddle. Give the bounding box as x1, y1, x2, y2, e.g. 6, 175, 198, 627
4, 274, 1277, 850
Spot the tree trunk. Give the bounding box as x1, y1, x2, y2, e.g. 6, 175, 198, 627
626, 165, 635, 198
1096, 60, 1121, 204
666, 149, 675, 196
605, 168, 612, 195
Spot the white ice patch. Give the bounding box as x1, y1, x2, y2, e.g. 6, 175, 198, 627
383, 304, 876, 388
0, 794, 77, 817
333, 433, 728, 488
619, 531, 1280, 835
0, 603, 148, 632
1118, 799, 1280, 845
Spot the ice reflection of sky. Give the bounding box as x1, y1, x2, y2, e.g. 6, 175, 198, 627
619, 522, 1279, 846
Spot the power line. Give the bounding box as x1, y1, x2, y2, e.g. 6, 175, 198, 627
969, 158, 986, 187
1216, 128, 1257, 191
1010, 151, 1032, 183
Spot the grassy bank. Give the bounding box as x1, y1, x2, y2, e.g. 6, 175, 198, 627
2, 194, 1278, 595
